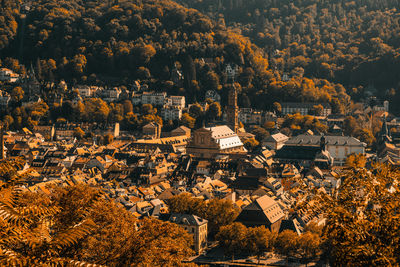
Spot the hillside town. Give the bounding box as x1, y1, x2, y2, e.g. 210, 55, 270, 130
0, 62, 399, 265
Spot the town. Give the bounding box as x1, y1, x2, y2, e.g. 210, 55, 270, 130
0, 61, 398, 265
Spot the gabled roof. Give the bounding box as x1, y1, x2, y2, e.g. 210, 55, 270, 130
264, 133, 289, 143
236, 195, 285, 226
286, 134, 366, 147
162, 213, 207, 226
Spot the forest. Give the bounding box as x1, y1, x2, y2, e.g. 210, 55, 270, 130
0, 0, 350, 112
176, 0, 400, 113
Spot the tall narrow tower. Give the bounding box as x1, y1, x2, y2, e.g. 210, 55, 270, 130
226, 65, 239, 133
0, 124, 4, 160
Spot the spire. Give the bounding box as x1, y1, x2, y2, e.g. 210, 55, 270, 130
320, 134, 326, 152
379, 113, 391, 144
381, 113, 389, 137
0, 124, 4, 160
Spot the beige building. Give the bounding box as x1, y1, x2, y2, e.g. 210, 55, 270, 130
186, 125, 245, 158
163, 213, 208, 254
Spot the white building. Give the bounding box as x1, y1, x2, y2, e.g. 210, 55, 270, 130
102, 87, 121, 102
141, 92, 167, 106
0, 90, 10, 108
281, 102, 332, 116
262, 133, 289, 150
0, 68, 19, 83
165, 95, 185, 109
285, 134, 366, 165
74, 85, 93, 98
161, 106, 182, 121
238, 108, 262, 125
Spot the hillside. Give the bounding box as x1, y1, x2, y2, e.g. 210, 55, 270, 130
0, 0, 349, 112
175, 0, 400, 112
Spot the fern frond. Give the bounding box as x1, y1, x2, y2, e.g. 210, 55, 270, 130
51, 219, 97, 250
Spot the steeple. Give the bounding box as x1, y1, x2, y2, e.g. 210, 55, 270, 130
0, 124, 4, 160
226, 64, 239, 133
320, 134, 326, 152
379, 114, 391, 144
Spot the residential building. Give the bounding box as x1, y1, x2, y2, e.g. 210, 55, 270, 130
275, 135, 334, 168
284, 134, 366, 165
0, 91, 11, 109
262, 133, 289, 150
0, 68, 19, 83
205, 90, 221, 103
74, 85, 93, 98
238, 108, 262, 125
161, 105, 182, 121
142, 122, 162, 139
165, 95, 185, 109
161, 213, 208, 254
141, 92, 167, 106
281, 102, 332, 116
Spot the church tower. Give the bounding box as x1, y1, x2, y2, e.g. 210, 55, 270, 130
0, 124, 4, 160
226, 65, 239, 133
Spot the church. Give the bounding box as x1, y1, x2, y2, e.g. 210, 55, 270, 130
186, 125, 245, 158
186, 65, 246, 158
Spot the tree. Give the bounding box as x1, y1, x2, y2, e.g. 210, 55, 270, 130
251, 126, 270, 142
243, 138, 259, 151
180, 113, 195, 129
247, 226, 275, 263
167, 194, 239, 236
310, 104, 324, 116
297, 232, 321, 264
355, 128, 375, 147
343, 116, 358, 136
104, 133, 114, 145
73, 127, 85, 140
189, 103, 204, 118
84, 98, 110, 122
203, 198, 240, 236
274, 230, 299, 259
207, 101, 222, 120
10, 86, 24, 104
0, 163, 98, 266
321, 164, 400, 266
216, 222, 248, 259
272, 102, 282, 114
345, 153, 366, 168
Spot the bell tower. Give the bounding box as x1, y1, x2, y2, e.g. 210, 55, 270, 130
226, 64, 239, 133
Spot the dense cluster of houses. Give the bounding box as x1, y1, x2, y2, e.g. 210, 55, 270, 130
2, 65, 400, 260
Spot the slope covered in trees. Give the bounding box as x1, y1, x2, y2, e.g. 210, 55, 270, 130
175, 0, 400, 113
0, 0, 350, 111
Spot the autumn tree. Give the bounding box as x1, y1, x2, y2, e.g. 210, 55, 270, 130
10, 86, 24, 104
320, 163, 400, 266
180, 113, 196, 129
216, 222, 248, 259
206, 101, 222, 121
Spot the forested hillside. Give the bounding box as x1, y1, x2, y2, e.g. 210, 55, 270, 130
0, 0, 350, 112
175, 0, 400, 112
